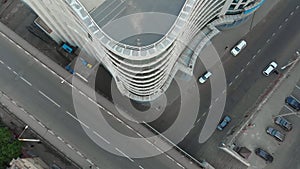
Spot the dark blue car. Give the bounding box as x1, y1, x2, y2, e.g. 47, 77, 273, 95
285, 96, 300, 111
217, 116, 231, 131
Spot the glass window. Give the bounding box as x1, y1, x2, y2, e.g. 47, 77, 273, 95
229, 5, 236, 10
233, 0, 239, 3
238, 5, 244, 9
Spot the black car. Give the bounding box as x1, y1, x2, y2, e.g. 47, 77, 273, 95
255, 148, 273, 163
274, 116, 292, 131
285, 96, 300, 111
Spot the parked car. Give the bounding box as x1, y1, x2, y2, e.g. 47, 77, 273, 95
285, 96, 300, 111
255, 148, 273, 163
262, 61, 278, 76
199, 71, 212, 84
274, 116, 292, 131
266, 127, 285, 142
217, 115, 231, 131
231, 40, 247, 56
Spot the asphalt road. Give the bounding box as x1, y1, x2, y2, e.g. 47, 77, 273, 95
0, 34, 185, 169
177, 0, 300, 168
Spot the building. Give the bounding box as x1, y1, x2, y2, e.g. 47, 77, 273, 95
22, 0, 265, 101
9, 157, 48, 169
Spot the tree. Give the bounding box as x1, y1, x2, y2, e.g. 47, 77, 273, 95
0, 127, 22, 167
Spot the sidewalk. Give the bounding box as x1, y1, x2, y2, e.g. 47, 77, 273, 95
222, 58, 300, 168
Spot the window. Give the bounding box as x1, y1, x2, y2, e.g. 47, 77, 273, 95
233, 0, 239, 3
229, 5, 236, 10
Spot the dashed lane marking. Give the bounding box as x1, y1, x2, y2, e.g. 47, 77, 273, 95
257, 49, 261, 54
240, 68, 244, 73
7, 66, 11, 70
295, 85, 300, 90
38, 90, 61, 108
93, 131, 111, 144
38, 121, 45, 128
0, 60, 3, 64
115, 148, 134, 162
139, 165, 144, 169
272, 33, 276, 37
48, 130, 55, 136
235, 75, 239, 80
20, 77, 32, 86
86, 159, 94, 165
246, 61, 251, 66
77, 151, 84, 157
285, 18, 289, 22
252, 55, 257, 59
65, 111, 90, 129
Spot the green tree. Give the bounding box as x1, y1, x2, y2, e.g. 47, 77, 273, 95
0, 127, 22, 167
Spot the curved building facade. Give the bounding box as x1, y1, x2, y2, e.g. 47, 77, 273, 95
23, 0, 265, 101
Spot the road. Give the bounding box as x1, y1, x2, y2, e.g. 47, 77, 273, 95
0, 33, 186, 169
178, 0, 300, 168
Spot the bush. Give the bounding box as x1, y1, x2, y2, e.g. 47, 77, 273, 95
0, 127, 22, 167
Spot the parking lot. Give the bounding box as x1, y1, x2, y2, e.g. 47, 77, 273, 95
231, 63, 300, 169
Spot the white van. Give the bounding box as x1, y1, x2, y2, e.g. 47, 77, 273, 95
231, 40, 247, 56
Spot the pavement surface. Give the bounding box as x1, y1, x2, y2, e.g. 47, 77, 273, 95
0, 105, 78, 169
235, 60, 300, 169
0, 0, 298, 169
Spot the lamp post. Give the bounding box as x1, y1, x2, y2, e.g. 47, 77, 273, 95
17, 125, 41, 142
281, 50, 300, 70
18, 125, 28, 139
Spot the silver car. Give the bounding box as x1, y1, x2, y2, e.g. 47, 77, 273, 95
266, 127, 285, 142
263, 61, 278, 76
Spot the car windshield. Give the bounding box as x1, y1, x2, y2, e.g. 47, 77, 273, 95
235, 47, 240, 51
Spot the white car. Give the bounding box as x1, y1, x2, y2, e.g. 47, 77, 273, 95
263, 61, 278, 76
231, 40, 247, 56
199, 71, 212, 83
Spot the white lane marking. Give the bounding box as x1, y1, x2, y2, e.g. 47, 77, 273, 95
38, 121, 45, 128
12, 71, 18, 75
0, 60, 3, 64
176, 162, 185, 169
93, 131, 110, 144
246, 61, 251, 66
48, 130, 55, 136
38, 90, 61, 108
86, 159, 94, 165
57, 136, 63, 141
222, 89, 226, 94
285, 18, 289, 22
65, 111, 90, 129
240, 68, 244, 73
115, 148, 134, 162
279, 25, 282, 29
7, 66, 11, 70
67, 144, 74, 149
24, 51, 30, 55
295, 85, 300, 90
215, 97, 219, 102
266, 39, 270, 43
252, 55, 257, 59
77, 151, 84, 157
272, 33, 276, 37
20, 77, 32, 86
29, 115, 35, 120
79, 90, 87, 97
235, 75, 239, 79
139, 165, 144, 169
257, 49, 261, 54
296, 5, 299, 9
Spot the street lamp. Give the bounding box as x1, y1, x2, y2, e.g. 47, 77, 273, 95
18, 125, 28, 139
281, 50, 300, 70
17, 125, 41, 142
